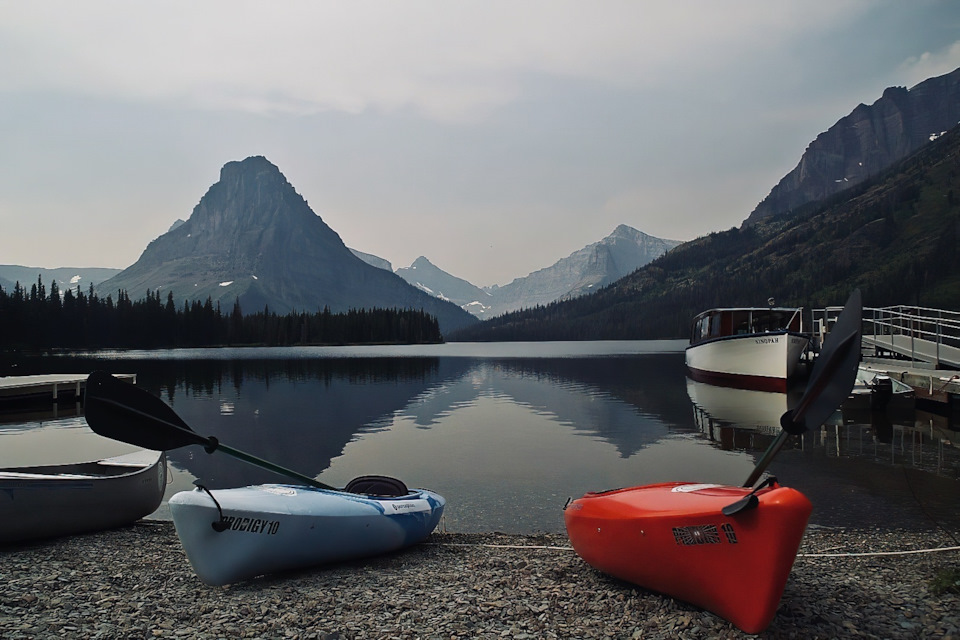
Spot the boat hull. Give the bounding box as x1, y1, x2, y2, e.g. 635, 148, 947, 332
686, 331, 809, 391
0, 450, 166, 544
169, 484, 446, 586
564, 481, 812, 634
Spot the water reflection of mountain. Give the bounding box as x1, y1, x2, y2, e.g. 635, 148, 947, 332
394, 356, 694, 457
501, 356, 695, 428
58, 358, 472, 488
156, 355, 697, 482
28, 354, 694, 485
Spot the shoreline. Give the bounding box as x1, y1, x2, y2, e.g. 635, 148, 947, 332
2, 522, 959, 638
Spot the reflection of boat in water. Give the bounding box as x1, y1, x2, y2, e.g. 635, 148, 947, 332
685, 306, 811, 392
686, 377, 793, 435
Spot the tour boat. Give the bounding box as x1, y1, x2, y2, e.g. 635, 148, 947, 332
169, 480, 446, 586
0, 450, 166, 544
564, 479, 812, 634
685, 306, 811, 392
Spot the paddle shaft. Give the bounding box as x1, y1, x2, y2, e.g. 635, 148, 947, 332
211, 442, 332, 489
743, 430, 789, 488
90, 395, 334, 490
742, 293, 862, 488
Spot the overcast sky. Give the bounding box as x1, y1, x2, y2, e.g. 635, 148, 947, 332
2, 1, 959, 287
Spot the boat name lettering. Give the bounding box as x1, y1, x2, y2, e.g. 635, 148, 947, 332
375, 498, 431, 514
222, 516, 280, 535
754, 337, 779, 344
672, 524, 721, 546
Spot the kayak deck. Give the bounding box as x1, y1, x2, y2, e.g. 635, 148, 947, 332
564, 480, 812, 634
170, 484, 445, 585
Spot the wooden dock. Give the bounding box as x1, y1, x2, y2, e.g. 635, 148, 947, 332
860, 358, 960, 414
0, 374, 136, 406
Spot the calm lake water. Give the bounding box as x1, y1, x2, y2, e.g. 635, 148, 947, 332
2, 341, 959, 534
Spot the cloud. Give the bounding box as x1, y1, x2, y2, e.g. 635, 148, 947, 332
0, 1, 865, 122
900, 40, 960, 87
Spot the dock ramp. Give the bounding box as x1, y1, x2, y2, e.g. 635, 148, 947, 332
814, 305, 960, 369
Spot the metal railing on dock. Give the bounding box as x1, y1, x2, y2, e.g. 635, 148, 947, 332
813, 304, 960, 369
862, 305, 960, 369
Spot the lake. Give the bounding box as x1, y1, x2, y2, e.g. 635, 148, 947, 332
2, 341, 959, 534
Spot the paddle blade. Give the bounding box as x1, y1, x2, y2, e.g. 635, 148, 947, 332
84, 371, 210, 451
783, 289, 863, 435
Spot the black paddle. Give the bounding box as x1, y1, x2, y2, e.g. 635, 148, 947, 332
725, 289, 862, 513
83, 370, 336, 490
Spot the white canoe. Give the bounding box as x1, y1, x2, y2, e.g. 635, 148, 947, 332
169, 483, 446, 585
0, 450, 166, 544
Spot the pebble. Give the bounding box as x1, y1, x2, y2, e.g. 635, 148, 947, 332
1, 522, 958, 638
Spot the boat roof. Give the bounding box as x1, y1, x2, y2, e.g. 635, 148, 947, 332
693, 306, 802, 318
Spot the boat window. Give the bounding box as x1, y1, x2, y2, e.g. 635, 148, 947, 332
691, 317, 703, 343
730, 311, 751, 335
753, 310, 798, 333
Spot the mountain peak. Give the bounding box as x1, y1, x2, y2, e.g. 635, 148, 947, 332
220, 155, 281, 181
96, 157, 477, 333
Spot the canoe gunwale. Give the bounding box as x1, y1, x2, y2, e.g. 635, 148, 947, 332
0, 450, 167, 544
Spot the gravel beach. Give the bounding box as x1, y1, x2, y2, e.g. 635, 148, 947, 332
1, 521, 958, 639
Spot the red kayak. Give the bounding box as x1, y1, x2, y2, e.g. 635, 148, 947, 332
564, 479, 812, 634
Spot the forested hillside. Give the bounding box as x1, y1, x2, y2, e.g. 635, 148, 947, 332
452, 125, 960, 341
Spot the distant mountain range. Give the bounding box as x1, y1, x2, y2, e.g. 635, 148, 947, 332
0, 266, 121, 296
395, 257, 493, 317
386, 225, 679, 318
94, 156, 478, 335
745, 67, 960, 226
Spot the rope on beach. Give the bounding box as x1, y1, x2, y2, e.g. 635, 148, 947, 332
798, 545, 960, 558
428, 542, 960, 557
429, 542, 575, 551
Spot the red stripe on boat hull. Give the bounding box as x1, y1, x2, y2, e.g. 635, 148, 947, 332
686, 366, 789, 392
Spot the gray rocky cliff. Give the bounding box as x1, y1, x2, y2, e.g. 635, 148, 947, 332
744, 67, 960, 226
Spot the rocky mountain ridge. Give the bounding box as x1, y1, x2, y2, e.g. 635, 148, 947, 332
745, 66, 960, 225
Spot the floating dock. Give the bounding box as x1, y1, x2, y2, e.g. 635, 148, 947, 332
0, 374, 136, 406
860, 359, 960, 416
811, 303, 960, 418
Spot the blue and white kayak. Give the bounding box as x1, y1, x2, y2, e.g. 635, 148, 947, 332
169, 483, 445, 585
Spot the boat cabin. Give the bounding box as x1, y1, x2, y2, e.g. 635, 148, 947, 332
690, 307, 805, 346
